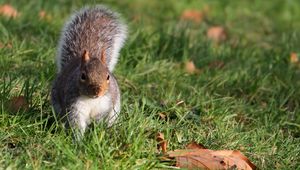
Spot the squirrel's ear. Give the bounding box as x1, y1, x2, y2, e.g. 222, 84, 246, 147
100, 48, 106, 65
82, 50, 90, 63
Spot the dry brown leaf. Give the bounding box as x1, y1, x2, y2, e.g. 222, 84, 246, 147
0, 4, 19, 18
207, 26, 227, 43
6, 43, 12, 48
8, 96, 29, 113
156, 132, 167, 154
168, 149, 256, 170
39, 10, 46, 18
185, 60, 201, 74
175, 100, 185, 106
0, 42, 12, 49
180, 9, 204, 24
39, 10, 52, 21
290, 52, 299, 64
0, 42, 5, 49
158, 112, 167, 120
186, 141, 207, 149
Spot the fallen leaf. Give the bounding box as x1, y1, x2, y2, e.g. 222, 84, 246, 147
180, 9, 204, 24
290, 52, 299, 64
157, 132, 167, 154
186, 141, 207, 149
207, 26, 227, 43
8, 96, 29, 113
0, 4, 19, 18
0, 42, 12, 49
0, 42, 4, 49
159, 155, 174, 162
39, 10, 52, 21
175, 100, 185, 106
6, 43, 12, 48
39, 10, 46, 19
185, 60, 201, 74
168, 149, 256, 170
158, 112, 167, 120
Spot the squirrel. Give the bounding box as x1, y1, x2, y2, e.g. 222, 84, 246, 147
51, 5, 127, 139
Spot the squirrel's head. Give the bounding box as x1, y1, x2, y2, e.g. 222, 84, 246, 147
78, 50, 110, 98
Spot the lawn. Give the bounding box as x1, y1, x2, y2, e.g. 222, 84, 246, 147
0, 0, 300, 169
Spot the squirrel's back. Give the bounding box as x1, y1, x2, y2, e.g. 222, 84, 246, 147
57, 5, 127, 72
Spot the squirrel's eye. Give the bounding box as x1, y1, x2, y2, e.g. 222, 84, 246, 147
81, 73, 86, 81
107, 75, 110, 80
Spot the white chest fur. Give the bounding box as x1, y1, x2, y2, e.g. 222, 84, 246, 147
72, 94, 112, 124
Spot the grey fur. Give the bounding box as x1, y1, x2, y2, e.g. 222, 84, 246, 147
57, 5, 127, 72
51, 6, 126, 139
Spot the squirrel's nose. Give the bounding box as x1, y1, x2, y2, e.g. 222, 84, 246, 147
93, 86, 100, 94
93, 86, 106, 97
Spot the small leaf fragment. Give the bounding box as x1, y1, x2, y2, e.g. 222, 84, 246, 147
207, 26, 227, 43
0, 4, 19, 18
185, 60, 201, 74
0, 42, 12, 49
180, 9, 204, 24
290, 52, 299, 64
186, 141, 206, 149
158, 112, 167, 120
175, 100, 185, 106
39, 10, 52, 21
157, 132, 168, 154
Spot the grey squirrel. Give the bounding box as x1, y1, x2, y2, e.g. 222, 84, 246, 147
51, 5, 127, 139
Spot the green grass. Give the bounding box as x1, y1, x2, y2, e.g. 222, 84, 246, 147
1, 0, 300, 169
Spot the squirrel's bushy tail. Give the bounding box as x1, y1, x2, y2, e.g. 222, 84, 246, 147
56, 5, 127, 73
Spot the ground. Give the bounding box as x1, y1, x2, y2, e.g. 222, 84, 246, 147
0, 0, 299, 169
